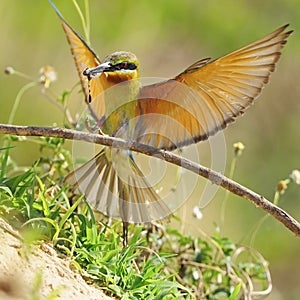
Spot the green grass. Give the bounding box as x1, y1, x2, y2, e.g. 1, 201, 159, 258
0, 135, 272, 299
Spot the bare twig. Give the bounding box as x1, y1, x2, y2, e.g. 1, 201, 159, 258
0, 123, 299, 237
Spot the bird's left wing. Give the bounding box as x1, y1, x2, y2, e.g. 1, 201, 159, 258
132, 24, 292, 150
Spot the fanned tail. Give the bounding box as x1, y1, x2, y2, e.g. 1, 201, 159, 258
65, 148, 171, 223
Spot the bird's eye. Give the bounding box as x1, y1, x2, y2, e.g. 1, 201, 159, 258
120, 62, 128, 69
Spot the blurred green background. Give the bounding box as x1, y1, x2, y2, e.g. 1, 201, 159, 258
1, 0, 299, 298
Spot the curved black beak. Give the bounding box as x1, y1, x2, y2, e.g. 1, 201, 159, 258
83, 62, 112, 80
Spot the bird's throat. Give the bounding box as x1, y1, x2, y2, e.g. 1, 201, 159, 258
105, 71, 138, 84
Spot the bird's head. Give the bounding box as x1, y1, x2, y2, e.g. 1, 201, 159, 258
83, 51, 140, 83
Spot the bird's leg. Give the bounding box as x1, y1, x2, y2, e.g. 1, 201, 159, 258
122, 221, 129, 247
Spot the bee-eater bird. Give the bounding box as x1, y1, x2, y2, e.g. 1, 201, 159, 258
50, 1, 292, 228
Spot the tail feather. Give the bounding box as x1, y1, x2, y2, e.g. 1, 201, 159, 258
65, 148, 172, 223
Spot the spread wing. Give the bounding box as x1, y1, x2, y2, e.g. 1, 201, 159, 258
133, 24, 292, 150
50, 0, 106, 117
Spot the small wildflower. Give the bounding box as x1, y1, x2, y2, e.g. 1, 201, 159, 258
39, 65, 57, 88
192, 206, 203, 219
192, 269, 200, 280
233, 142, 245, 156
217, 273, 222, 284
9, 135, 27, 142
4, 66, 15, 75
290, 169, 300, 185
276, 180, 288, 194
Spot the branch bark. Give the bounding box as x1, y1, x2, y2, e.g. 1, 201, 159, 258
0, 123, 299, 236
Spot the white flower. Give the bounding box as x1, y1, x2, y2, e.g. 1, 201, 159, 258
233, 142, 245, 156
192, 206, 203, 219
4, 66, 15, 75
39, 66, 57, 88
192, 269, 200, 280
290, 169, 300, 185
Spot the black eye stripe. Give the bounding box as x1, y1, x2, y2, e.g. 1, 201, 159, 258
114, 62, 137, 70
128, 63, 137, 70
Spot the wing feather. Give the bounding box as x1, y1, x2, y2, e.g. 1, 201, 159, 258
50, 0, 106, 117
65, 148, 171, 223
133, 24, 292, 150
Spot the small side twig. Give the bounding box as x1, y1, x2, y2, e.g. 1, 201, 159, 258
0, 123, 299, 237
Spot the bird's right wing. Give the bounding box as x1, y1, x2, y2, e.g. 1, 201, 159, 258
49, 0, 106, 118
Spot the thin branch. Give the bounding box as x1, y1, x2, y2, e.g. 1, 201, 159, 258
0, 123, 299, 237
